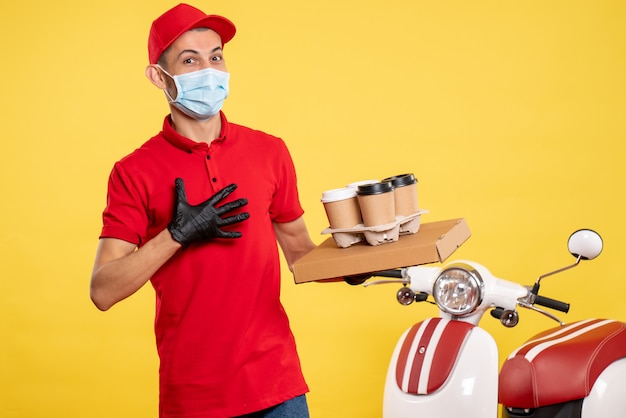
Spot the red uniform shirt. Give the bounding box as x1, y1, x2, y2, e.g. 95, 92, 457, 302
100, 113, 309, 417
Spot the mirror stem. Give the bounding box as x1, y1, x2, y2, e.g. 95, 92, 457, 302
531, 255, 582, 295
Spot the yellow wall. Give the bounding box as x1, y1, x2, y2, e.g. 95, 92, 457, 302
1, 1, 625, 417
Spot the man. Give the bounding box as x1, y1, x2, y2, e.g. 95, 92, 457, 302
90, 3, 316, 417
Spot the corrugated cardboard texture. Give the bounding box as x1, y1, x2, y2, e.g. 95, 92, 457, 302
292, 218, 471, 283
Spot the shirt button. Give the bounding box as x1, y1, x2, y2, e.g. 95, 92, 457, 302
212, 178, 217, 182
206, 155, 211, 160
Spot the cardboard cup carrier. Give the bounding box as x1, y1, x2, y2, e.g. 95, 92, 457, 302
321, 173, 425, 248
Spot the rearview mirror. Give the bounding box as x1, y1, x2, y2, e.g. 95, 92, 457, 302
568, 229, 603, 260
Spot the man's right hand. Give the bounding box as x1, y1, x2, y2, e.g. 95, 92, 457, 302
167, 178, 250, 247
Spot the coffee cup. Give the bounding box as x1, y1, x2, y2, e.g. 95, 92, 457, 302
321, 187, 362, 229
382, 173, 418, 216
356, 181, 396, 227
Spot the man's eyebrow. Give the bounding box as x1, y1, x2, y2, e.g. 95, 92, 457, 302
176, 46, 223, 59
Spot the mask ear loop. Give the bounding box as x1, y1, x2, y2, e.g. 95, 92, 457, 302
155, 64, 178, 103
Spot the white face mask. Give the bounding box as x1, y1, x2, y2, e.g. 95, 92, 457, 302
158, 66, 230, 121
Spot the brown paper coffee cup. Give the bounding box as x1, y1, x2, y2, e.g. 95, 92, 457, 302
356, 182, 396, 227
383, 173, 418, 216
321, 187, 362, 229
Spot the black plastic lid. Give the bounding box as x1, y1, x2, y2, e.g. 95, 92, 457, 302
357, 181, 394, 195
382, 173, 417, 188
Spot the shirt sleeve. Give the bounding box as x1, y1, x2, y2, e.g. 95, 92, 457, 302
99, 163, 148, 245
268, 139, 304, 223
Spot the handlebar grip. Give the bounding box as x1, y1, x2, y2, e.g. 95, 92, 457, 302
372, 269, 403, 278
534, 295, 570, 313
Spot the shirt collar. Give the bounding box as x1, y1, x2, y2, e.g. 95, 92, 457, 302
161, 111, 229, 151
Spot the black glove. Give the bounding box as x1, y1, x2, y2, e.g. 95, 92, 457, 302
168, 178, 250, 247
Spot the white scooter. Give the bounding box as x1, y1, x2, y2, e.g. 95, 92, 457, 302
355, 229, 626, 418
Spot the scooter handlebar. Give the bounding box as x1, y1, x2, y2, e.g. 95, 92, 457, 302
372, 269, 404, 279
534, 295, 570, 313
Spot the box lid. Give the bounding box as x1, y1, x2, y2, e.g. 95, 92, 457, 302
292, 218, 471, 283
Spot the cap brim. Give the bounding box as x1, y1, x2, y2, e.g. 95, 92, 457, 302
189, 15, 236, 44
158, 15, 236, 63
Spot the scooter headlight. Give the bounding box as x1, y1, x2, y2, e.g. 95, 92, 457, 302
433, 263, 484, 317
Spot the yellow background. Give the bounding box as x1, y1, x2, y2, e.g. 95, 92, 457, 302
1, 1, 625, 417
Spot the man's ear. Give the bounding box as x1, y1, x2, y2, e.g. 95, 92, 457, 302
146, 64, 167, 89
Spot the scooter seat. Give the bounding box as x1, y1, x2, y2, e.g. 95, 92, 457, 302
499, 318, 626, 409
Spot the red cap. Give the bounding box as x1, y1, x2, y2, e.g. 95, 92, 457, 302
148, 3, 236, 64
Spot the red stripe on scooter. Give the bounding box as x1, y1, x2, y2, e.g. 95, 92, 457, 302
406, 319, 440, 393
395, 319, 435, 391
510, 318, 605, 358
396, 318, 475, 394
395, 322, 420, 387
427, 321, 475, 393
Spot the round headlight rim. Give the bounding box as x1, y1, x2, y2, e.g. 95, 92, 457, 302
432, 263, 484, 317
